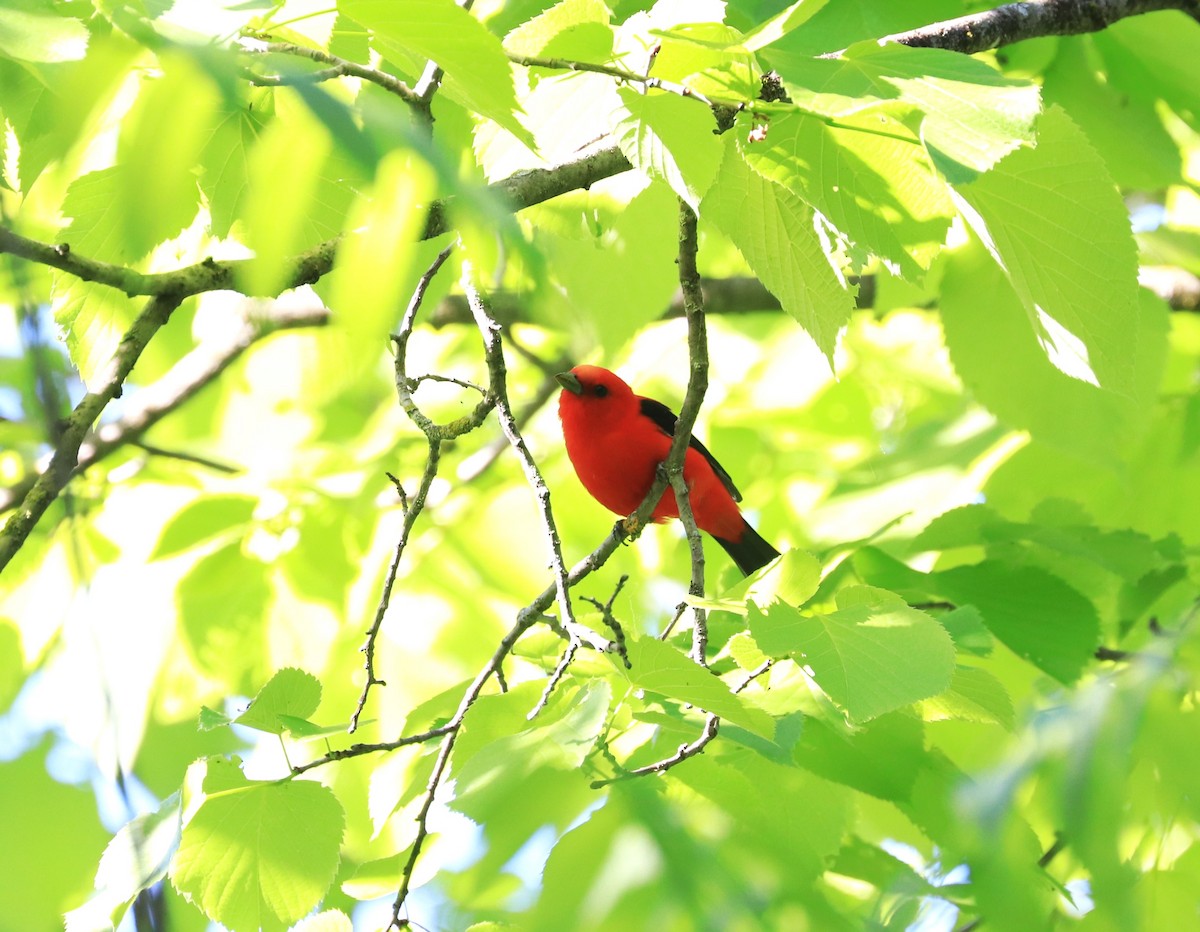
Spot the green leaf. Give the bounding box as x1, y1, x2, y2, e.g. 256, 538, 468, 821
918, 664, 1014, 730
198, 706, 231, 731
702, 136, 854, 359
676, 748, 851, 881
345, 0, 527, 141
614, 87, 723, 210
795, 711, 926, 801
197, 96, 269, 239
768, 42, 1040, 175
0, 740, 111, 930
1042, 37, 1180, 190
940, 605, 994, 657
935, 563, 1099, 683
65, 794, 181, 932
741, 109, 953, 276
503, 0, 612, 58
619, 636, 775, 738
176, 543, 271, 692
237, 109, 332, 296
152, 495, 258, 560
724, 547, 822, 611
941, 236, 1168, 465
542, 179, 680, 356
0, 34, 136, 191
234, 667, 322, 735
327, 149, 434, 358
0, 3, 87, 63
115, 54, 213, 258
0, 619, 22, 713
741, 0, 831, 52
171, 765, 344, 932
951, 105, 1141, 395
53, 168, 144, 384
452, 681, 610, 818
751, 586, 955, 723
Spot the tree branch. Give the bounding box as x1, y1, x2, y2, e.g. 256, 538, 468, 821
0, 301, 329, 514
242, 40, 420, 102
350, 245, 477, 732
0, 293, 183, 572
880, 0, 1200, 55
673, 201, 710, 666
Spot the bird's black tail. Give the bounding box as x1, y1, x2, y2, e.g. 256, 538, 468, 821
714, 519, 780, 576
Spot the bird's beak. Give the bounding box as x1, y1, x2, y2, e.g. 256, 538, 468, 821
555, 371, 582, 395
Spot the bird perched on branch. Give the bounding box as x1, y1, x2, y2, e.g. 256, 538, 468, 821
556, 365, 779, 575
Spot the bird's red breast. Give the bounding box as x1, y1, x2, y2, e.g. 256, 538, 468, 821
555, 365, 746, 541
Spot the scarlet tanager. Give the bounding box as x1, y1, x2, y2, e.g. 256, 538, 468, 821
556, 365, 779, 575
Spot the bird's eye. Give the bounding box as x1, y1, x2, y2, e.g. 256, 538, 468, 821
593, 384, 609, 398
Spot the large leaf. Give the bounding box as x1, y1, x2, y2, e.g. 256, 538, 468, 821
614, 87, 723, 211
741, 109, 953, 276
176, 543, 271, 692
941, 235, 1166, 465
951, 105, 1142, 395
935, 562, 1099, 684
345, 0, 527, 141
619, 636, 775, 738
703, 136, 854, 360
172, 761, 344, 932
751, 586, 955, 722
767, 41, 1040, 175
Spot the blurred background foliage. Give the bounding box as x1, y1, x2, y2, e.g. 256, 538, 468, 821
1, 0, 1200, 930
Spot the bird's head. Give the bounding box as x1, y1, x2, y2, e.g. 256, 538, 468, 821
556, 365, 637, 431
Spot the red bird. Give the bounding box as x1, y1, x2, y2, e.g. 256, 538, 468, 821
556, 365, 779, 575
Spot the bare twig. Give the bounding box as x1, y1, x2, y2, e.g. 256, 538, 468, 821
508, 53, 728, 109
673, 200, 710, 665
528, 640, 580, 720
242, 40, 420, 102
582, 576, 632, 669
350, 245, 494, 733
464, 267, 613, 715
733, 660, 773, 694
591, 713, 721, 788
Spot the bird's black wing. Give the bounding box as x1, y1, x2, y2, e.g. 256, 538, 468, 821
638, 396, 742, 503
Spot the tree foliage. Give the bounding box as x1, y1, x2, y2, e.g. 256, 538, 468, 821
2, 0, 1200, 930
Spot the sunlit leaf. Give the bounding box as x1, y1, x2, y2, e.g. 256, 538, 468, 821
234, 667, 322, 735
172, 762, 344, 932
619, 636, 774, 738
751, 586, 955, 722
703, 136, 854, 359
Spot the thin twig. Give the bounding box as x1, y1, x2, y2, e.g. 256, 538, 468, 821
290, 723, 458, 776
242, 40, 420, 102
350, 246, 485, 733
673, 199, 710, 665
591, 713, 721, 788
582, 576, 631, 669
508, 53, 728, 109
733, 660, 773, 694
528, 640, 580, 720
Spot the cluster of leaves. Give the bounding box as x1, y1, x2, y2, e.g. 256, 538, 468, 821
2, 0, 1200, 931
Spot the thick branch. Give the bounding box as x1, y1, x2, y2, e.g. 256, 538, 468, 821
0, 293, 183, 572
881, 0, 1200, 54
